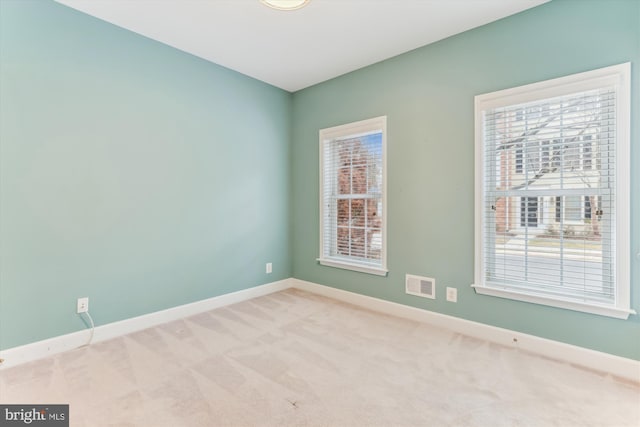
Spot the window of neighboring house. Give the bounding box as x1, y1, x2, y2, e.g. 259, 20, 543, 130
555, 195, 601, 223
516, 140, 559, 175
582, 135, 593, 170
515, 144, 523, 174
519, 197, 539, 228
474, 63, 632, 319
318, 116, 387, 276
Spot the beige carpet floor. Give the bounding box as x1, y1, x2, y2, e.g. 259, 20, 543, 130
1, 289, 638, 426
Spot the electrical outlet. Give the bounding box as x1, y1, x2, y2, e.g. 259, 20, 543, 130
77, 297, 89, 313
266, 262, 272, 274
446, 287, 457, 303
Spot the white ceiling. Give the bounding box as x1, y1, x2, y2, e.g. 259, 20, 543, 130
55, 0, 549, 92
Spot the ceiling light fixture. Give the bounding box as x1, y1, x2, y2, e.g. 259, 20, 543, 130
260, 0, 310, 11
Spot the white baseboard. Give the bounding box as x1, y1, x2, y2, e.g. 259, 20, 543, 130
0, 279, 292, 370
3, 277, 638, 384
290, 278, 640, 383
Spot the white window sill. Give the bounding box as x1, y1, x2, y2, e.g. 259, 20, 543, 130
317, 258, 388, 276
471, 284, 636, 320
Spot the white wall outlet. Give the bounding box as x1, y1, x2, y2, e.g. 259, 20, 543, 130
446, 287, 457, 303
77, 297, 89, 313
266, 262, 272, 274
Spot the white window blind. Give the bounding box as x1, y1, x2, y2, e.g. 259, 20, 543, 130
319, 116, 387, 276
474, 63, 632, 319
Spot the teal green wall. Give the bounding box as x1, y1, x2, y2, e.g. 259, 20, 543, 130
291, 0, 640, 360
2, 0, 638, 361
0, 0, 292, 350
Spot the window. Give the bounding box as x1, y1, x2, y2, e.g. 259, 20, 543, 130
319, 116, 387, 276
474, 63, 632, 319
555, 195, 601, 223
515, 140, 554, 175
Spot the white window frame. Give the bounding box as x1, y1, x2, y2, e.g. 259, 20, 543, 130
473, 63, 633, 319
318, 116, 388, 276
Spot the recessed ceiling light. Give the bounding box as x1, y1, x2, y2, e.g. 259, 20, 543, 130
260, 0, 310, 11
